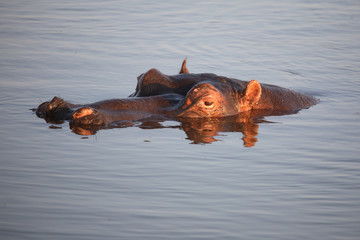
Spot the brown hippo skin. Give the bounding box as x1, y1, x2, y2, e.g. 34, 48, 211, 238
36, 59, 318, 127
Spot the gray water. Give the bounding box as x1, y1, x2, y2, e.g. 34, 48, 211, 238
1, 0, 360, 239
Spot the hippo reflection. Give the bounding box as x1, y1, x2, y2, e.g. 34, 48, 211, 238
70, 115, 260, 146
35, 59, 318, 146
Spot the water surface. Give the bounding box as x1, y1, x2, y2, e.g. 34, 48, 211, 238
1, 0, 360, 239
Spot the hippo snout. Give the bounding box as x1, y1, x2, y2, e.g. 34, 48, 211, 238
36, 101, 50, 118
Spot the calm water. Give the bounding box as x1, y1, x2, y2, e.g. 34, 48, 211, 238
1, 0, 360, 239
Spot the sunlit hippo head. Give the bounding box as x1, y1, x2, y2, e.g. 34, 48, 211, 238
177, 79, 262, 118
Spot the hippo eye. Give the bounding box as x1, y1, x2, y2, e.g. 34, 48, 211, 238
204, 101, 213, 107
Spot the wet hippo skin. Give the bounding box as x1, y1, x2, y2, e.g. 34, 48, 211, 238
36, 59, 318, 127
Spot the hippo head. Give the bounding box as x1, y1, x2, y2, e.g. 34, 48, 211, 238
177, 79, 262, 118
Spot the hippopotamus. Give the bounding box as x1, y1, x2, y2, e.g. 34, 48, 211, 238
35, 59, 317, 129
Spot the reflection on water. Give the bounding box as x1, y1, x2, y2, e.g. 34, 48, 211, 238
38, 109, 295, 147
180, 116, 259, 146
70, 116, 260, 146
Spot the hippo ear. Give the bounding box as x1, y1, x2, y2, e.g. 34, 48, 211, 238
179, 58, 190, 74
243, 80, 262, 106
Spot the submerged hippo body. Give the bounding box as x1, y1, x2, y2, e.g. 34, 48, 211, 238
36, 59, 317, 127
